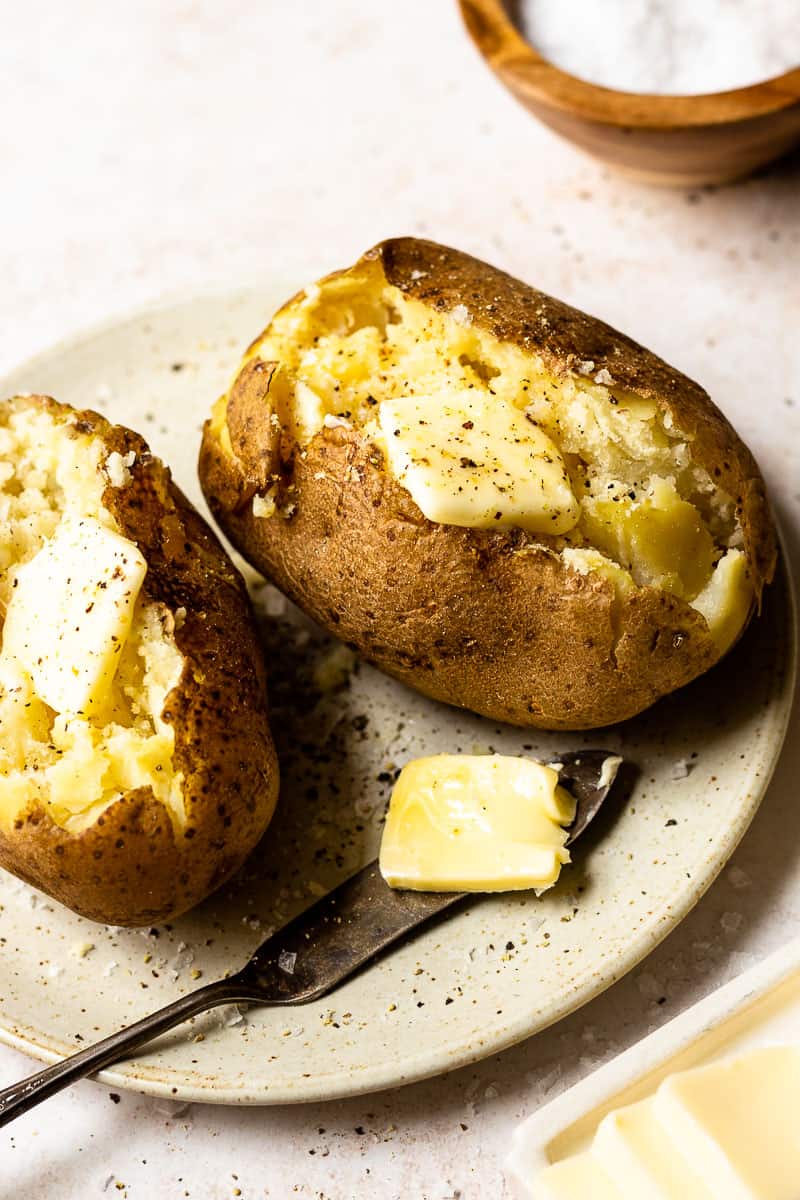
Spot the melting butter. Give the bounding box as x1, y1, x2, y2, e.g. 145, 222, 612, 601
378, 754, 575, 892
376, 392, 578, 534
1, 516, 147, 715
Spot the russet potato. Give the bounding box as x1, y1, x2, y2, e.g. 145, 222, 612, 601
199, 238, 776, 730
0, 395, 278, 924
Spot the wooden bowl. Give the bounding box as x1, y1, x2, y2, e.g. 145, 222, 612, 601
459, 0, 800, 185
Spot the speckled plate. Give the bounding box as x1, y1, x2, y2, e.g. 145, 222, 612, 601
0, 284, 794, 1105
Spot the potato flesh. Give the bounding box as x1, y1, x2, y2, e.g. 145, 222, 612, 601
0, 405, 184, 832
248, 266, 752, 649
580, 476, 715, 600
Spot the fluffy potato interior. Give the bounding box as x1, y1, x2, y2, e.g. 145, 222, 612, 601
244, 263, 752, 652
0, 403, 184, 833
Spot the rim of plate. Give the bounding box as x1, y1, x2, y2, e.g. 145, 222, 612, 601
0, 271, 322, 385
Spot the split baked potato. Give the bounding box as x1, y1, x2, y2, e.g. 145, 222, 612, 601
199, 238, 776, 730
0, 395, 278, 924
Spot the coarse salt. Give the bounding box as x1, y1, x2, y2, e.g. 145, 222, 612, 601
670, 758, 693, 781
323, 413, 351, 430
518, 0, 800, 94
278, 950, 297, 975
104, 451, 132, 488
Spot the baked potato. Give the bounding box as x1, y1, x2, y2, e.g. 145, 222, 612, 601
0, 394, 278, 925
199, 238, 776, 730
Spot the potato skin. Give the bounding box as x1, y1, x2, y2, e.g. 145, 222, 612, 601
199, 238, 776, 731
0, 396, 279, 925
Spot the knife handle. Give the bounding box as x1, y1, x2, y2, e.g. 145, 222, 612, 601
0, 978, 244, 1127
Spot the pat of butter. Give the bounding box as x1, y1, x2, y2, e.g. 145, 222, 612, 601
1, 517, 147, 715
378, 754, 576, 892
377, 393, 579, 534
292, 379, 328, 443
535, 1045, 800, 1199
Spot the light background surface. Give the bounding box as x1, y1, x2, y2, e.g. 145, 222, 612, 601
1, 3, 799, 1197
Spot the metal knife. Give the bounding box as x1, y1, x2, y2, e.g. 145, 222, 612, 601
0, 749, 622, 1126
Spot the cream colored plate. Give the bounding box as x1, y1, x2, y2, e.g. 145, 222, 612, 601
0, 284, 794, 1105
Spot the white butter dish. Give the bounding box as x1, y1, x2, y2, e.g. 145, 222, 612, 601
507, 937, 800, 1197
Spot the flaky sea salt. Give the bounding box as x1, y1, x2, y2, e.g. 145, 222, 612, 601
518, 0, 800, 95
222, 1005, 248, 1028
278, 950, 297, 975
169, 942, 195, 974
105, 451, 133, 488
155, 1099, 193, 1119
670, 758, 693, 781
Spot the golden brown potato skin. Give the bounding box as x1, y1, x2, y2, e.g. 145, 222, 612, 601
199, 238, 776, 731
0, 396, 279, 925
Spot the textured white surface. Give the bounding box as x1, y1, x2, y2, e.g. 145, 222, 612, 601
0, 1, 799, 1197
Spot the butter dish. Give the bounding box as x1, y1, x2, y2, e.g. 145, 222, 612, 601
507, 937, 800, 1197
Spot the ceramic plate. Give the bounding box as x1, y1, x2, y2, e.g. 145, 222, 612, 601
0, 284, 794, 1104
